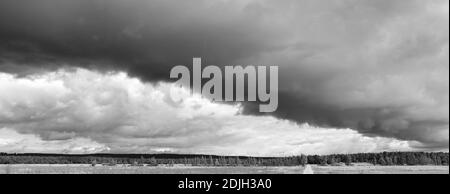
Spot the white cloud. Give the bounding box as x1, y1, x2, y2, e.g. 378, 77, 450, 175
0, 68, 421, 155
0, 128, 109, 154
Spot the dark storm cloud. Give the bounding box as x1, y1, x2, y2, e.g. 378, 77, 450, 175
0, 0, 275, 80
0, 0, 448, 149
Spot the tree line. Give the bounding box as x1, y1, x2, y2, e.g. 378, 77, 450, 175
306, 152, 448, 166
0, 152, 448, 166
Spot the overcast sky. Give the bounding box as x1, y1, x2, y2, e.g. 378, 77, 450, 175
0, 0, 448, 156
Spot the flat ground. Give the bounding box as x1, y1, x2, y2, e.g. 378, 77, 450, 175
0, 164, 305, 174
0, 164, 447, 174
311, 164, 449, 174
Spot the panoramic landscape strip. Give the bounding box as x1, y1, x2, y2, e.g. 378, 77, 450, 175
1, 152, 448, 174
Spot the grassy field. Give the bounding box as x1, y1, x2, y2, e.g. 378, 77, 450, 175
0, 164, 447, 174
0, 164, 305, 174
312, 165, 449, 174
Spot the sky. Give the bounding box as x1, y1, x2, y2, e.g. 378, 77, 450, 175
0, 0, 448, 156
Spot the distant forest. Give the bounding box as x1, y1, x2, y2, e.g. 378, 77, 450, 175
0, 152, 448, 166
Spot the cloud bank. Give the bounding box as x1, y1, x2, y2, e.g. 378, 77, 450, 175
0, 69, 424, 155
0, 0, 448, 153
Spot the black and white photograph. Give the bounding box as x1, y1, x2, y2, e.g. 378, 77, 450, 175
0, 0, 448, 183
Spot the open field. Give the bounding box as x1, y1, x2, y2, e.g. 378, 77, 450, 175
0, 164, 448, 174
312, 165, 449, 174
0, 164, 305, 174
